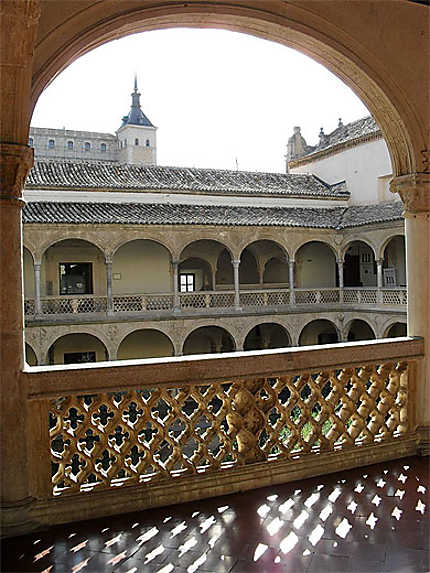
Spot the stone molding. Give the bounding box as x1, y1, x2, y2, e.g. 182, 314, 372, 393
390, 173, 430, 214
0, 143, 34, 200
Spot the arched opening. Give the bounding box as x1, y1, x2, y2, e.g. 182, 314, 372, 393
117, 329, 174, 360
183, 326, 235, 356
42, 239, 105, 297
347, 319, 376, 342
179, 257, 213, 292
244, 323, 291, 351
113, 239, 172, 295
295, 242, 337, 288
343, 241, 376, 287
299, 319, 339, 346
216, 248, 233, 287
385, 322, 407, 338
47, 333, 108, 365
241, 240, 289, 288
181, 240, 230, 292
383, 236, 406, 287
239, 249, 259, 286
25, 343, 37, 366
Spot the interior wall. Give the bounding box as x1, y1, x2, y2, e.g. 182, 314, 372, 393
48, 333, 108, 364
347, 320, 375, 341
299, 320, 338, 346
23, 249, 35, 298
113, 241, 171, 294
386, 322, 407, 338
295, 243, 336, 288
384, 236, 406, 286
117, 329, 174, 360
25, 343, 37, 366
244, 323, 290, 350
240, 250, 259, 285
183, 327, 235, 355
264, 258, 289, 284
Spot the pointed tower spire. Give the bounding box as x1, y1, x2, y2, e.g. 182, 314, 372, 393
121, 76, 154, 128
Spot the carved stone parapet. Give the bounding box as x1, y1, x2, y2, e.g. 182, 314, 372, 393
0, 143, 33, 200
390, 173, 430, 214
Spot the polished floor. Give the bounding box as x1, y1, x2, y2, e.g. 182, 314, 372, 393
2, 456, 429, 573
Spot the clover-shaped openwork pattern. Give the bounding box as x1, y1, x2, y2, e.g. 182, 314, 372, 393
49, 361, 409, 496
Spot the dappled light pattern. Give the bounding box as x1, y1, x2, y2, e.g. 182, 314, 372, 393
2, 456, 428, 572
49, 362, 410, 496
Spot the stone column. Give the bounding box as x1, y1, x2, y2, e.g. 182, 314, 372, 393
376, 259, 384, 303
105, 257, 113, 315
232, 259, 241, 309
172, 260, 180, 311
391, 173, 430, 455
337, 259, 344, 303
0, 0, 41, 535
34, 261, 41, 315
288, 259, 295, 304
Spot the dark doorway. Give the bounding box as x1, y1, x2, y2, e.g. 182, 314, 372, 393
344, 253, 361, 286
59, 262, 93, 295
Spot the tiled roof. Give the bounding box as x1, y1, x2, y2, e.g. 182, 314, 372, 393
22, 200, 403, 230
303, 116, 381, 158
25, 160, 349, 198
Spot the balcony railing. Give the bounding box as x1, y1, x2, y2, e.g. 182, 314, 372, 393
24, 287, 407, 318
24, 337, 423, 527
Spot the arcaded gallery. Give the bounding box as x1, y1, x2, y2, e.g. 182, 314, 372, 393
1, 2, 429, 572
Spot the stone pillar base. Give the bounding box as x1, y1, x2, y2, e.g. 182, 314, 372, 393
0, 497, 38, 538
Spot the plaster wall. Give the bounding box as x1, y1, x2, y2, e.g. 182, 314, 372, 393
385, 236, 406, 286
117, 329, 174, 360
290, 138, 392, 205
112, 241, 171, 294
49, 333, 108, 364
295, 243, 336, 287
23, 249, 34, 297
299, 320, 338, 346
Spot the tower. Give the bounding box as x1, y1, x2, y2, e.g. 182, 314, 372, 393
117, 76, 157, 165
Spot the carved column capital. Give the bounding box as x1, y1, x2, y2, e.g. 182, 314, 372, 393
0, 143, 33, 201
390, 173, 430, 214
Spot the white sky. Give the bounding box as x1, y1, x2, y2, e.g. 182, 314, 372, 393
31, 29, 369, 173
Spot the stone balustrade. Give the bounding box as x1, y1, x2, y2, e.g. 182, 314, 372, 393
24, 337, 423, 527
24, 287, 408, 320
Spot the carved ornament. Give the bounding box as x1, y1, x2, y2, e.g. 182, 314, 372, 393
0, 143, 33, 200
390, 173, 429, 214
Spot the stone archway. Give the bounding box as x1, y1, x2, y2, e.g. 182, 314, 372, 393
47, 332, 109, 365
117, 328, 174, 360
183, 325, 236, 355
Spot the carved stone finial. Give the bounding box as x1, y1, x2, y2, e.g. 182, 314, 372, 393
0, 143, 34, 201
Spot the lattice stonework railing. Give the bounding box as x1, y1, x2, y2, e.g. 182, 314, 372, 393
48, 361, 410, 497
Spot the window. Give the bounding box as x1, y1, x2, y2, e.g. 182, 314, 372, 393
180, 273, 195, 292
146, 139, 150, 147
135, 138, 139, 146
67, 140, 74, 150
28, 137, 33, 147
59, 262, 93, 295
48, 139, 55, 149
84, 141, 91, 151
100, 142, 107, 152
124, 139, 127, 147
